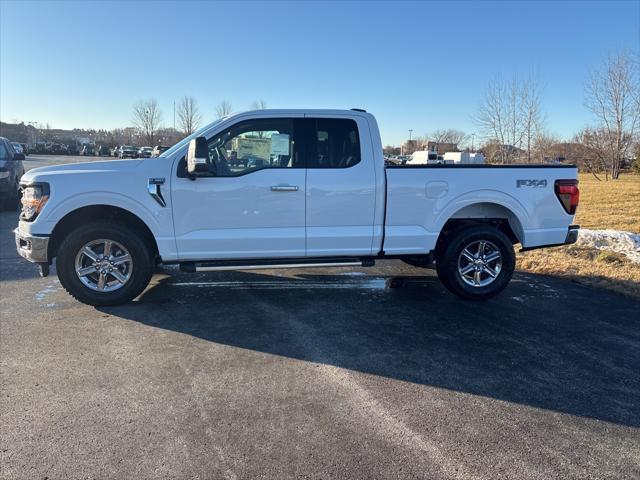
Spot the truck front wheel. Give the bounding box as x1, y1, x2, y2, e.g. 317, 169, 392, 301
435, 225, 515, 300
56, 221, 153, 306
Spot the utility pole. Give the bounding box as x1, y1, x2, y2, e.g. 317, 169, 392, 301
471, 133, 476, 151
408, 129, 413, 141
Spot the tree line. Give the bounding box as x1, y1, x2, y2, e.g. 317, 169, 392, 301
476, 50, 638, 180
389, 50, 638, 180
131, 98, 267, 147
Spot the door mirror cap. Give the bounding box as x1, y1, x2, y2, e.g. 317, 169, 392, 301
187, 137, 209, 175
13, 153, 25, 161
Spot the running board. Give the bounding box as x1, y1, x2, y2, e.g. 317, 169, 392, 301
180, 257, 375, 273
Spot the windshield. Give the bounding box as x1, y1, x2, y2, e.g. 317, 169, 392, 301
159, 119, 225, 158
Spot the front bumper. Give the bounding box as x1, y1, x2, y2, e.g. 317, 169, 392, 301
14, 228, 50, 263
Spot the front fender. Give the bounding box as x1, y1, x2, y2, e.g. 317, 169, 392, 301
34, 191, 164, 236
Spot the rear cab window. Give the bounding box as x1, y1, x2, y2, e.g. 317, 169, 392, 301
306, 118, 361, 168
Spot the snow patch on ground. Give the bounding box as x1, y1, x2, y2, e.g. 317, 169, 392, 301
35, 280, 60, 304
576, 229, 640, 263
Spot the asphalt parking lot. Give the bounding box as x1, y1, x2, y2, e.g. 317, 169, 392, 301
1, 155, 639, 479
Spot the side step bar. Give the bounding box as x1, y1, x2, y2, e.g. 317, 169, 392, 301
180, 257, 375, 273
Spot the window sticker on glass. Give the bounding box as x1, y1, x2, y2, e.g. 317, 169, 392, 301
270, 133, 290, 156
236, 136, 270, 162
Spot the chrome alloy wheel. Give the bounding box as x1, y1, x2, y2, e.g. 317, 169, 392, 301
74, 239, 133, 292
457, 240, 503, 287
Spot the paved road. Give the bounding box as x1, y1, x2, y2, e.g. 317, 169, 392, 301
1, 156, 639, 479
22, 153, 114, 171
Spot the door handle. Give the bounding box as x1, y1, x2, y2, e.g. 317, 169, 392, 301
271, 185, 299, 192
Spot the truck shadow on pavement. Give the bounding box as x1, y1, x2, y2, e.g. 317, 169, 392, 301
101, 269, 640, 428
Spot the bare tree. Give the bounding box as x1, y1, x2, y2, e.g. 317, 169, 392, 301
177, 96, 202, 135
520, 77, 544, 162
251, 99, 267, 110
532, 132, 561, 163
584, 50, 639, 179
414, 135, 428, 150
475, 75, 545, 163
576, 127, 634, 181
429, 129, 467, 148
215, 100, 233, 118
475, 77, 510, 162
133, 99, 163, 145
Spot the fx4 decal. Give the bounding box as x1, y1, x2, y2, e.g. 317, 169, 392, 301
517, 179, 547, 188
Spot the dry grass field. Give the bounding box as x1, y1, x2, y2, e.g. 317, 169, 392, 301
573, 173, 640, 232
517, 173, 640, 298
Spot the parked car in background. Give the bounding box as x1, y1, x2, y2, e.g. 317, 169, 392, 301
119, 145, 137, 159
34, 142, 47, 154
111, 146, 121, 157
67, 144, 79, 155
81, 145, 96, 156
50, 143, 64, 154
98, 145, 111, 156
11, 142, 24, 155
20, 143, 29, 155
138, 146, 153, 158
0, 137, 25, 210
151, 145, 169, 157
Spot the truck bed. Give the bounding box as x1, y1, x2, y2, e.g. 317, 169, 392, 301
382, 164, 577, 254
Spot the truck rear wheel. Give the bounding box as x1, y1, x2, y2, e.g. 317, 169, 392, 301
56, 221, 153, 306
435, 224, 515, 300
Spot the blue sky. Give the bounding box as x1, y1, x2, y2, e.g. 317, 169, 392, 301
1, 0, 638, 145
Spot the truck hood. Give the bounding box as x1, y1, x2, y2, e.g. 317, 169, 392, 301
21, 159, 143, 183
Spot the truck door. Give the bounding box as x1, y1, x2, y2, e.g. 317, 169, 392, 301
303, 116, 377, 256
171, 117, 306, 260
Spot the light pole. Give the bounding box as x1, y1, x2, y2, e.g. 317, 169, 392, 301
471, 133, 476, 151
408, 129, 413, 141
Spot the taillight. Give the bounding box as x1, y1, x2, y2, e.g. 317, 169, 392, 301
554, 179, 579, 215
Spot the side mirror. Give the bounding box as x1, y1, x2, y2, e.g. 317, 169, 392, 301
14, 153, 25, 161
187, 137, 209, 175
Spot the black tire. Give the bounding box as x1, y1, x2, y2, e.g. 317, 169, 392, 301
56, 221, 153, 306
435, 224, 515, 301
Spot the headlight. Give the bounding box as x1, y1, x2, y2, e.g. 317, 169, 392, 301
20, 183, 50, 222
0, 171, 9, 179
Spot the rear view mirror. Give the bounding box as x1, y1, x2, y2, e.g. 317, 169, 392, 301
187, 137, 209, 175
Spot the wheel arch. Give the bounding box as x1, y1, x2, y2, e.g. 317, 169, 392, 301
435, 202, 524, 256
48, 205, 160, 261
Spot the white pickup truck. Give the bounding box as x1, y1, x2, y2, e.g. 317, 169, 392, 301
15, 109, 580, 306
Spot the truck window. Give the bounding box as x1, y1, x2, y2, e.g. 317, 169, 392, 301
307, 119, 360, 168
204, 118, 300, 176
